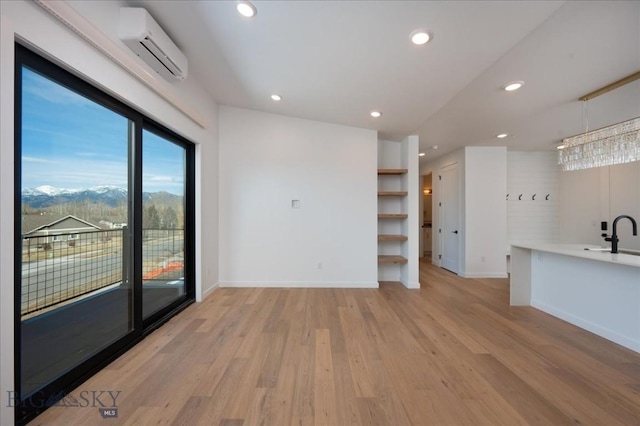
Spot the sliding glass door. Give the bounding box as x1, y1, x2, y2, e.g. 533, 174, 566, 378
19, 65, 134, 397
15, 44, 195, 424
142, 129, 187, 318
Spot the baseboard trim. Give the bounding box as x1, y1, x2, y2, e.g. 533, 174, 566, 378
401, 281, 420, 289
220, 281, 379, 289
201, 282, 219, 300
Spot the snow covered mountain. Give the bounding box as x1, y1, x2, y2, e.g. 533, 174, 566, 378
23, 185, 81, 197
21, 185, 176, 208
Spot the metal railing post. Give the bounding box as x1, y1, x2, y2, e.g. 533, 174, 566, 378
122, 226, 129, 289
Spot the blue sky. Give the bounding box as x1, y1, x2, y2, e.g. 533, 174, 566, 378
21, 67, 185, 195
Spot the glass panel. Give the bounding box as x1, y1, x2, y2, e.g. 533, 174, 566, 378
20, 67, 132, 396
142, 129, 186, 318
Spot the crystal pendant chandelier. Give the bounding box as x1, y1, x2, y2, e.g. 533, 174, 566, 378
557, 71, 640, 171
558, 116, 640, 171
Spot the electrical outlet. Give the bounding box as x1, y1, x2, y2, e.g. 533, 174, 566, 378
317, 262, 323, 269
481, 256, 486, 262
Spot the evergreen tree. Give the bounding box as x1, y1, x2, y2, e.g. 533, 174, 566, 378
145, 204, 160, 229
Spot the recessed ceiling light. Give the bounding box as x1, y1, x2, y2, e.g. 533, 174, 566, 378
556, 144, 565, 150
432, 145, 439, 150
497, 133, 508, 139
237, 1, 257, 18
370, 111, 382, 118
410, 30, 431, 46
271, 94, 282, 101
504, 81, 524, 92
418, 152, 426, 157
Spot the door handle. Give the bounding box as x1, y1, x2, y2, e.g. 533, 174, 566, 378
452, 230, 458, 234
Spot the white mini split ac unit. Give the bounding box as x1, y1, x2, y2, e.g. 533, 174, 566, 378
118, 7, 188, 81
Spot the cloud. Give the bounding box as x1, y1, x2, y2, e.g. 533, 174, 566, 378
23, 69, 94, 108
146, 175, 183, 183
22, 156, 52, 163
22, 159, 184, 195
22, 158, 128, 189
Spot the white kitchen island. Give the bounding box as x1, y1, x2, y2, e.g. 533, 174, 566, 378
510, 244, 640, 353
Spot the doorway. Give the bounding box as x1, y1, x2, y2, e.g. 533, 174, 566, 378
422, 173, 433, 260
439, 163, 460, 274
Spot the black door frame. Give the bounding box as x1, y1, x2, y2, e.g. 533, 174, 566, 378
14, 43, 195, 425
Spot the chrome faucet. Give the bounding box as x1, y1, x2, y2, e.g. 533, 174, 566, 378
609, 215, 638, 254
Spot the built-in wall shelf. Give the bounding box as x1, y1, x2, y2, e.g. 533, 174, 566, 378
378, 255, 408, 264
377, 137, 418, 287
377, 166, 409, 269
378, 214, 408, 219
378, 169, 408, 175
378, 234, 408, 241
378, 191, 408, 196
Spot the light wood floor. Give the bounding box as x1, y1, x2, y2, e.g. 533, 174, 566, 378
30, 261, 640, 425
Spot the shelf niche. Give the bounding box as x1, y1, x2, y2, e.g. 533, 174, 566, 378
377, 137, 419, 288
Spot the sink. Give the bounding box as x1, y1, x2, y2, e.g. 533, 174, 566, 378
584, 247, 640, 256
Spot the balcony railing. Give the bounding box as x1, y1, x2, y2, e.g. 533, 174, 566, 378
21, 228, 184, 317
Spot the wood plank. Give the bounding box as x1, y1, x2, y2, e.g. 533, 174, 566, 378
378, 168, 408, 175
378, 213, 408, 219
377, 191, 407, 196
314, 329, 339, 425
378, 234, 408, 241
170, 396, 210, 426
377, 255, 408, 264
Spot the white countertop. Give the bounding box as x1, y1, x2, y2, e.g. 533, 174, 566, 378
511, 243, 640, 268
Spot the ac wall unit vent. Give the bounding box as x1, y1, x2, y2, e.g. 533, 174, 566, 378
118, 8, 188, 81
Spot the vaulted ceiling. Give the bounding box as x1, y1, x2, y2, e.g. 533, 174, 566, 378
126, 0, 640, 162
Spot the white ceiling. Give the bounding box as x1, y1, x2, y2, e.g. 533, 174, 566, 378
129, 0, 640, 163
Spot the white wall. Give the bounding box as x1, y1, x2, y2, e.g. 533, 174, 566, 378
219, 106, 378, 287
464, 147, 508, 278
402, 135, 420, 288
0, 14, 15, 426
609, 162, 640, 250
0, 2, 219, 423
559, 167, 603, 246
378, 139, 402, 169
507, 151, 561, 249
560, 162, 640, 250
